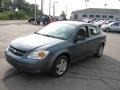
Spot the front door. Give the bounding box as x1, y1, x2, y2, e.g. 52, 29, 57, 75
71, 26, 89, 62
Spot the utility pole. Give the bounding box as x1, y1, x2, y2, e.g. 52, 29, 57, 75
65, 6, 67, 18
104, 4, 108, 8
11, 0, 15, 20
34, 0, 37, 24
53, 1, 58, 17
85, 0, 89, 9
41, 0, 44, 15
0, 0, 1, 10
49, 0, 51, 15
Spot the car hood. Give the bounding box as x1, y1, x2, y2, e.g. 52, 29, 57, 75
10, 34, 64, 51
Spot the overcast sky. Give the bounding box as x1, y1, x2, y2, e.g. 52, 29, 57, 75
25, 0, 120, 18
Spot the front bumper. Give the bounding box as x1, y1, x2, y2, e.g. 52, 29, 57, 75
5, 50, 50, 73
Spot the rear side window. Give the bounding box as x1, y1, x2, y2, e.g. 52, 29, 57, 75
112, 23, 119, 26
88, 26, 99, 36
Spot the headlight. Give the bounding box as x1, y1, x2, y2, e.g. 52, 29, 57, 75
6, 44, 10, 51
27, 50, 49, 60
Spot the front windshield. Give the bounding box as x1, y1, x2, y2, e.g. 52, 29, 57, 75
37, 22, 76, 40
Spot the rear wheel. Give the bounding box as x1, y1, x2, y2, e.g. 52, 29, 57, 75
36, 21, 40, 25
31, 20, 35, 24
51, 56, 69, 77
94, 44, 104, 58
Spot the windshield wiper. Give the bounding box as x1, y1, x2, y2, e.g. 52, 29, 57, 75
39, 34, 55, 38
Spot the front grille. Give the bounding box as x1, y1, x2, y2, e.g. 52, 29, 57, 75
9, 46, 26, 56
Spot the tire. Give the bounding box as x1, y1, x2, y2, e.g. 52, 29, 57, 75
28, 20, 31, 23
14, 66, 21, 72
105, 28, 110, 32
94, 44, 104, 58
31, 20, 34, 24
37, 21, 40, 25
51, 56, 69, 77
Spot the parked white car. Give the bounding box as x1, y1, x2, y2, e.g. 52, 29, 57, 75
93, 20, 106, 28
101, 22, 120, 32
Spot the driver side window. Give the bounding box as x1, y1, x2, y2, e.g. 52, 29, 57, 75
76, 26, 87, 41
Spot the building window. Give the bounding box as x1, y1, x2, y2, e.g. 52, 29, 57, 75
102, 15, 104, 18
104, 15, 107, 18
96, 15, 100, 18
74, 14, 78, 19
83, 14, 87, 18
109, 16, 113, 19
89, 15, 94, 18
102, 15, 107, 18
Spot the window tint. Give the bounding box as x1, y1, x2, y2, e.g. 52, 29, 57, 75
37, 23, 76, 39
112, 23, 119, 26
89, 26, 99, 36
76, 27, 87, 39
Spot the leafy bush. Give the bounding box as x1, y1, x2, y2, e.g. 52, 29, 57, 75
0, 11, 29, 20
0, 12, 9, 20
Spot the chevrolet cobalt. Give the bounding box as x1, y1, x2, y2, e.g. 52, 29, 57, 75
5, 21, 106, 77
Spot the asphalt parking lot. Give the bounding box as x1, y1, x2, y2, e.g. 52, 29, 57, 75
0, 23, 120, 90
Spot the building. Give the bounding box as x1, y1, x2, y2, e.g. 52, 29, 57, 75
70, 8, 120, 21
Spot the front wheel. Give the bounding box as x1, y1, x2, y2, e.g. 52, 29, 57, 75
94, 44, 104, 58
51, 56, 69, 77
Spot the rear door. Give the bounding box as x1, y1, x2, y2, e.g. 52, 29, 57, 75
111, 22, 120, 31
86, 25, 101, 54
118, 22, 120, 31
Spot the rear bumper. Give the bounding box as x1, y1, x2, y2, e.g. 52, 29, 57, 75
5, 50, 50, 73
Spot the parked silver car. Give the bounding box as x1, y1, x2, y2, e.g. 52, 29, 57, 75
93, 20, 106, 28
101, 21, 120, 32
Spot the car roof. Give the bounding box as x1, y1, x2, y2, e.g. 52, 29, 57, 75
53, 21, 91, 26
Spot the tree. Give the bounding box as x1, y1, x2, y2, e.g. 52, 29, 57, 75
15, 0, 25, 10
15, 0, 42, 17
0, 0, 12, 11
0, 0, 42, 19
60, 11, 66, 20
0, 0, 2, 12
0, 0, 1, 7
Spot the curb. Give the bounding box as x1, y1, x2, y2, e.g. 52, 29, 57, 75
0, 20, 28, 26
